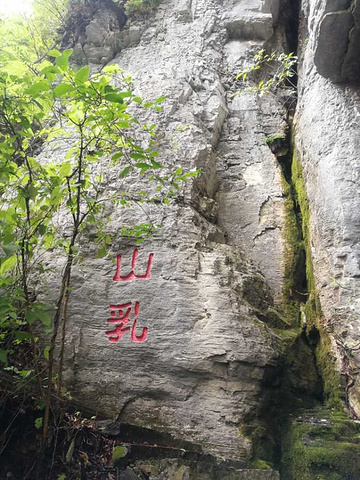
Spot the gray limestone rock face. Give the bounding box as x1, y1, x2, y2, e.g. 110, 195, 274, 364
40, 0, 289, 466
314, 0, 360, 82
72, 7, 123, 65
296, 0, 360, 416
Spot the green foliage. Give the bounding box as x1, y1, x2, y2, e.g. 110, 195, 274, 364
0, 46, 197, 427
281, 407, 360, 479
264, 132, 286, 145
0, 0, 69, 67
251, 459, 272, 470
125, 0, 162, 17
291, 148, 343, 408
112, 445, 128, 465
0, 0, 198, 444
34, 416, 43, 429
235, 50, 297, 96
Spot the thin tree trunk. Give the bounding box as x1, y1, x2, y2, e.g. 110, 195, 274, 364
57, 269, 71, 393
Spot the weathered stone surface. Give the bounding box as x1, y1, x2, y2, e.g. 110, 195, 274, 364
223, 0, 280, 41
296, 0, 360, 416
41, 0, 288, 467
314, 0, 360, 82
262, 0, 280, 23
72, 7, 123, 65
133, 459, 280, 479
216, 91, 287, 301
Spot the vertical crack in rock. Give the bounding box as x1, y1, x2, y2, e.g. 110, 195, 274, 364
296, 0, 360, 423
272, 0, 360, 476
236, 0, 360, 474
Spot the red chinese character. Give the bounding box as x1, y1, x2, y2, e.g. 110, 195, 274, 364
105, 301, 148, 343
113, 249, 154, 282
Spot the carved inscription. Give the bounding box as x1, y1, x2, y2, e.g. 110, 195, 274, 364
106, 249, 153, 344
105, 302, 148, 343
113, 249, 154, 282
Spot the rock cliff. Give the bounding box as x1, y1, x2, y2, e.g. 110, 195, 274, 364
296, 0, 360, 425
40, 0, 360, 477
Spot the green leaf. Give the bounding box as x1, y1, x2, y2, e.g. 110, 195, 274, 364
25, 310, 37, 325
41, 65, 61, 76
155, 95, 166, 104
135, 162, 150, 171
27, 81, 51, 96
27, 184, 38, 200
2, 244, 20, 256
120, 166, 131, 178
111, 152, 123, 161
0, 255, 17, 275
36, 309, 51, 327
131, 153, 146, 160
151, 159, 163, 169
59, 161, 72, 178
14, 331, 31, 341
96, 247, 107, 259
53, 84, 73, 98
34, 417, 43, 429
0, 350, 8, 365
75, 66, 90, 83
113, 446, 128, 466
20, 116, 31, 129
55, 49, 73, 71
118, 91, 132, 99
38, 224, 47, 235
47, 49, 61, 57
104, 93, 124, 103
44, 346, 50, 361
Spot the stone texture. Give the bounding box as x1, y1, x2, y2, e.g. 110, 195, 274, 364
296, 0, 360, 416
41, 0, 289, 467
314, 0, 360, 82
133, 459, 280, 479
72, 7, 124, 65
216, 91, 288, 301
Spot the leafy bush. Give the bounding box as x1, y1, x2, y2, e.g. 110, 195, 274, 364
0, 47, 199, 441
235, 50, 297, 96
125, 0, 162, 17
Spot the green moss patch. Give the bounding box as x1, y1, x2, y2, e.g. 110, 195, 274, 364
112, 445, 128, 466
291, 147, 343, 408
281, 407, 360, 479
125, 0, 161, 17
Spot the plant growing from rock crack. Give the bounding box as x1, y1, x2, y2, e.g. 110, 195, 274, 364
0, 47, 199, 444
124, 0, 162, 17
235, 50, 297, 97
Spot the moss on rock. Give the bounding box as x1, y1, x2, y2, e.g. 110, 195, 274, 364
281, 407, 360, 479
291, 147, 343, 408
